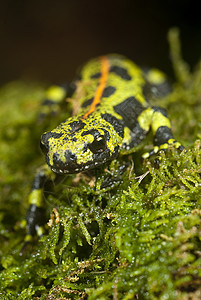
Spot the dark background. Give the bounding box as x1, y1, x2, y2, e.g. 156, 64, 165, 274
0, 0, 201, 85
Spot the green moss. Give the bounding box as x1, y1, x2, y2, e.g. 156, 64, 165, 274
0, 29, 201, 299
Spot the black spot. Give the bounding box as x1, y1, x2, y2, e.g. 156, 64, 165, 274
154, 126, 174, 146
152, 106, 168, 117
69, 120, 85, 132
91, 72, 101, 79
102, 86, 116, 98
81, 129, 100, 138
81, 97, 94, 108
110, 65, 131, 80
101, 113, 124, 138
114, 97, 145, 131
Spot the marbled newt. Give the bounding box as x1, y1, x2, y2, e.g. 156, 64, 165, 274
24, 54, 183, 244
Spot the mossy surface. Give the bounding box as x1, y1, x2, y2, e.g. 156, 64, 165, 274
0, 29, 201, 299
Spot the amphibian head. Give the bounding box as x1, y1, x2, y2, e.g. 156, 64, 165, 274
40, 115, 123, 174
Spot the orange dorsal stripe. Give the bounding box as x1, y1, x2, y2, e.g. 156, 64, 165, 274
82, 56, 110, 120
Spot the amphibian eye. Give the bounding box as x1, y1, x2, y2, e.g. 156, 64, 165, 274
88, 136, 107, 154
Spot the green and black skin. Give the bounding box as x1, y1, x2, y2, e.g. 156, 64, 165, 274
24, 54, 183, 243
